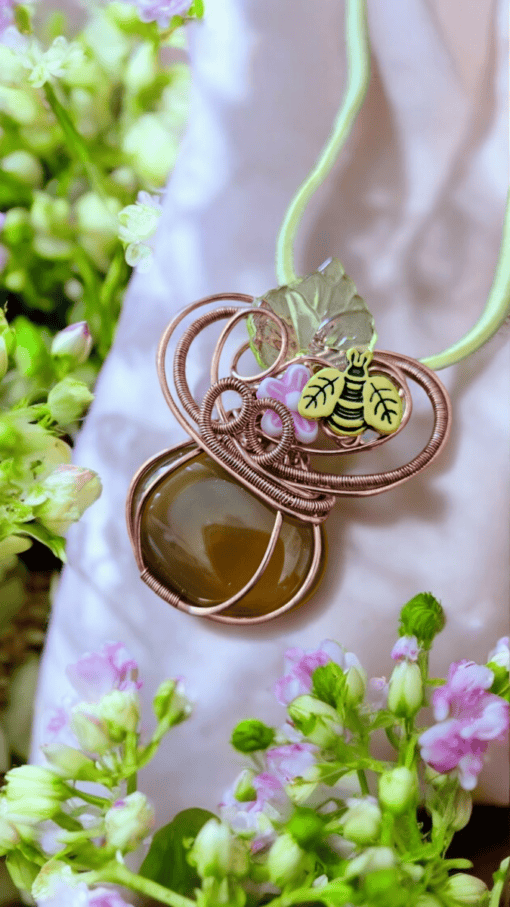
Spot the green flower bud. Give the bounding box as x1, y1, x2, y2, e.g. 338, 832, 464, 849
0, 335, 8, 381
6, 850, 40, 893
4, 765, 69, 823
105, 792, 155, 852
345, 664, 367, 706
287, 807, 324, 847
122, 114, 179, 186
415, 896, 444, 907
34, 464, 101, 535
441, 873, 489, 906
189, 819, 248, 880
2, 207, 32, 245
342, 797, 382, 845
451, 789, 473, 832
51, 322, 92, 365
378, 767, 418, 815
287, 695, 342, 748
231, 719, 274, 753
153, 678, 192, 727
40, 744, 101, 782
344, 846, 395, 881
47, 377, 94, 425
97, 689, 140, 738
70, 704, 111, 755
267, 833, 311, 888
0, 799, 20, 855
124, 41, 157, 92
0, 535, 32, 560
233, 769, 256, 803
1, 151, 43, 186
387, 661, 423, 718
398, 592, 445, 649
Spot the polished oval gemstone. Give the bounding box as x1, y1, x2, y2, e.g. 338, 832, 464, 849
137, 449, 326, 619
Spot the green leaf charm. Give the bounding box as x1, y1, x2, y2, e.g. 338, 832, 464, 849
298, 368, 344, 420
363, 374, 403, 434
139, 807, 216, 895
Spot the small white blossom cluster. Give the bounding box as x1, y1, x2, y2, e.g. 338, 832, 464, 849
118, 191, 162, 273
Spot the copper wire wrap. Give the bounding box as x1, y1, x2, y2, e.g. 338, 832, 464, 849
126, 293, 452, 624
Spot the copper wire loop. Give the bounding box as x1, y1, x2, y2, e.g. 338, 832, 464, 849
155, 293, 451, 521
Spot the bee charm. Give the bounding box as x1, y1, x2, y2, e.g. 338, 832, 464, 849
298, 348, 403, 436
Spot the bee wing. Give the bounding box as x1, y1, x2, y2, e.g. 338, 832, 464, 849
298, 367, 344, 420
363, 374, 403, 434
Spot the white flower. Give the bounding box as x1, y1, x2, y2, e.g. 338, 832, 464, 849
33, 464, 101, 535
51, 322, 93, 365
118, 192, 162, 273
488, 637, 509, 671
105, 792, 155, 852
21, 36, 85, 88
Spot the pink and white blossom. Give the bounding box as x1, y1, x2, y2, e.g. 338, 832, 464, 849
266, 743, 317, 783
367, 676, 388, 711
37, 878, 132, 907
220, 771, 291, 848
130, 0, 193, 28
256, 364, 318, 444
391, 635, 420, 662
66, 642, 141, 701
274, 639, 361, 706
419, 660, 509, 790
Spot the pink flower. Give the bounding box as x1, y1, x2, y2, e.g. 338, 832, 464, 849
256, 364, 318, 444
130, 0, 192, 27
419, 660, 509, 790
275, 639, 360, 706
0, 3, 14, 35
367, 677, 388, 711
219, 771, 291, 846
38, 880, 132, 907
391, 636, 420, 662
266, 743, 317, 783
66, 642, 141, 700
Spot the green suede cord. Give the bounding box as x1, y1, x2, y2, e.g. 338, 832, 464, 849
275, 0, 509, 370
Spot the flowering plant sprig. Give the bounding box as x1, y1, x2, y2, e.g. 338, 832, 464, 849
0, 0, 202, 364
1, 595, 508, 907
0, 311, 100, 567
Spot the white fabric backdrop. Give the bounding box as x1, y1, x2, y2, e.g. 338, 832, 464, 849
32, 0, 509, 821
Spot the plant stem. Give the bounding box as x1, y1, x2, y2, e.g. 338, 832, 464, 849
83, 862, 196, 907
356, 768, 369, 795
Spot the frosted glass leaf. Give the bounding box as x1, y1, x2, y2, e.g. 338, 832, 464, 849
248, 258, 375, 367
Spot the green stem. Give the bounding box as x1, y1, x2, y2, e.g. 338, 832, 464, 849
43, 83, 113, 216
356, 768, 370, 795
275, 0, 370, 285
82, 862, 196, 907
65, 785, 110, 809
488, 856, 510, 907
385, 726, 400, 751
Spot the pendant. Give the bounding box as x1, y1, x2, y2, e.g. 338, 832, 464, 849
127, 265, 451, 625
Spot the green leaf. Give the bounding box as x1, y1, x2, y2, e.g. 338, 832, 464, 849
139, 808, 216, 895
312, 663, 346, 709
5, 851, 40, 892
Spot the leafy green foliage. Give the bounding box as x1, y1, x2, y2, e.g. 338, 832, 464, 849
139, 808, 216, 895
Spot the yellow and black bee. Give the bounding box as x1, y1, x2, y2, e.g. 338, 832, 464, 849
298, 348, 403, 437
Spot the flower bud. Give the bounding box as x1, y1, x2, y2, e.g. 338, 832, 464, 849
0, 335, 8, 381
415, 896, 443, 907
153, 678, 192, 727
105, 792, 155, 852
51, 322, 92, 365
451, 789, 473, 832
70, 704, 111, 755
0, 798, 20, 854
387, 661, 423, 718
233, 769, 256, 803
1, 150, 43, 186
189, 819, 246, 880
287, 695, 342, 748
97, 689, 140, 738
399, 593, 445, 649
267, 833, 310, 887
40, 744, 100, 782
0, 535, 32, 560
344, 846, 395, 880
345, 664, 366, 706
378, 767, 418, 815
440, 873, 489, 905
342, 797, 382, 845
122, 114, 179, 185
4, 765, 69, 823
47, 377, 94, 425
35, 464, 101, 535
231, 719, 274, 753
